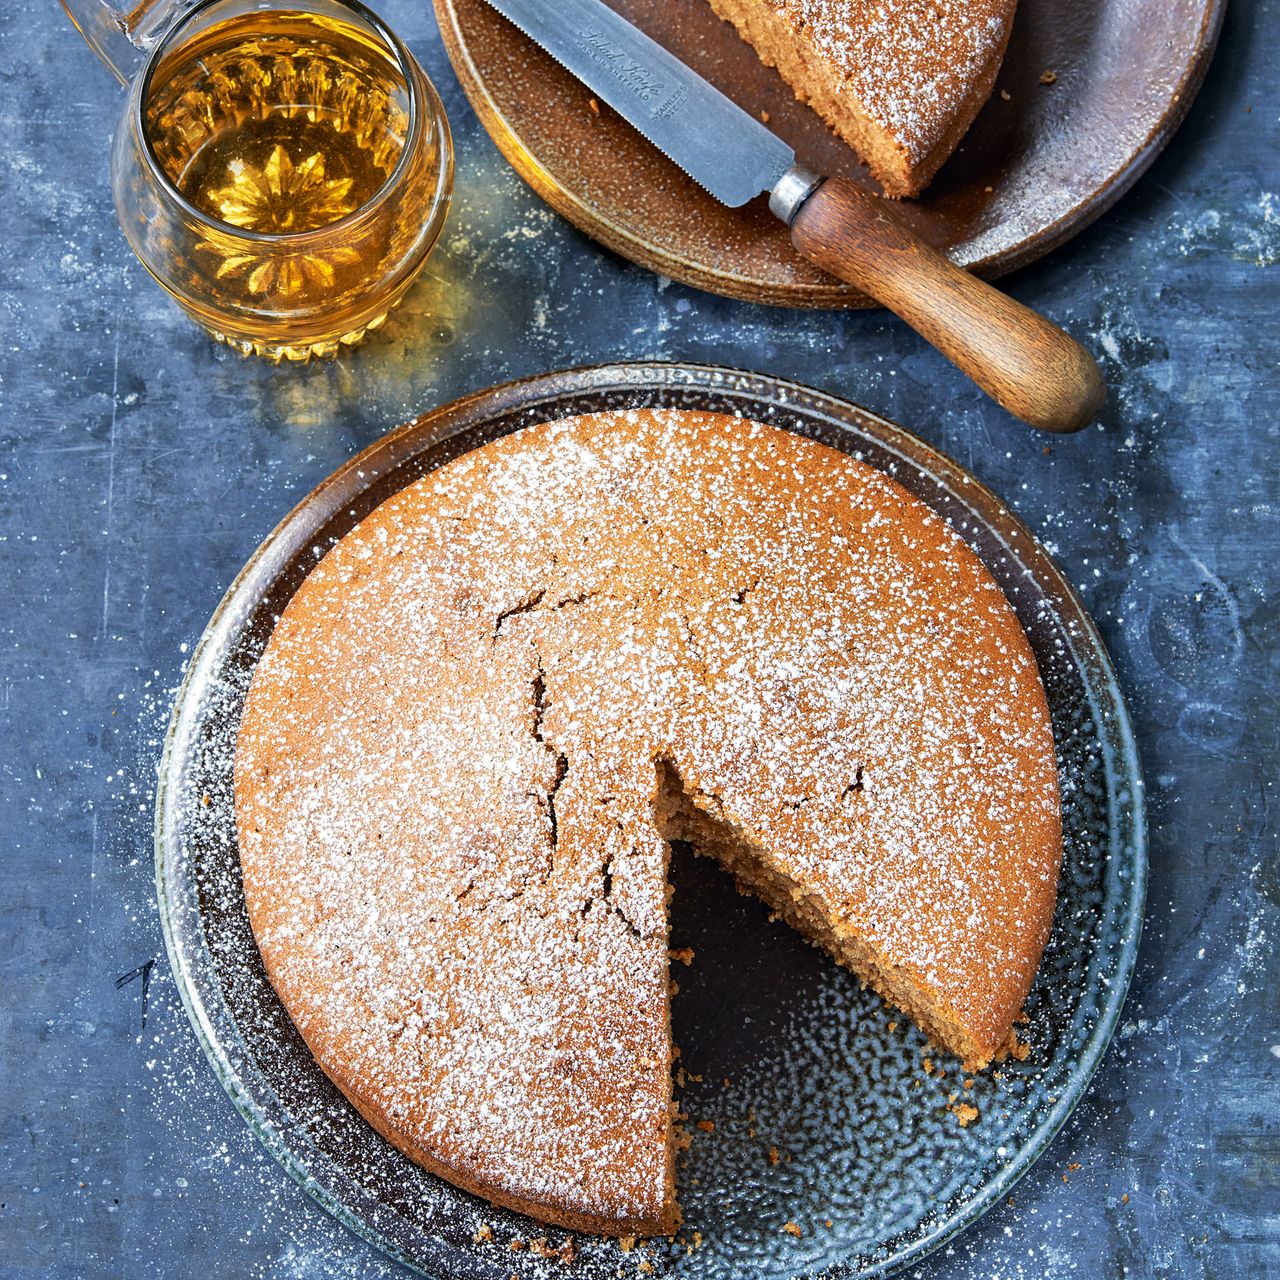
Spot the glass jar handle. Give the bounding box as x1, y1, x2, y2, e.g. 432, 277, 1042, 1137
60, 0, 199, 85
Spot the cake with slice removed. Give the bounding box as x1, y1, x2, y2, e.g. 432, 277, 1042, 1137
234, 407, 1061, 1236
707, 0, 1018, 196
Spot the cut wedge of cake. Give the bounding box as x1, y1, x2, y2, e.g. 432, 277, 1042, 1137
707, 0, 1018, 196
234, 408, 1061, 1236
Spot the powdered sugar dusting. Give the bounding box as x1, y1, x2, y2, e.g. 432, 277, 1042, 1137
730, 0, 1014, 165
233, 407, 1059, 1233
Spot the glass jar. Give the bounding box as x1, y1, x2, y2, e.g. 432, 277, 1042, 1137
62, 0, 453, 360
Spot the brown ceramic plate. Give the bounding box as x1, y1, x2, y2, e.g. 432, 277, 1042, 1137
434, 0, 1225, 307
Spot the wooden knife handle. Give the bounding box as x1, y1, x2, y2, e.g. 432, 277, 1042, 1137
789, 177, 1106, 433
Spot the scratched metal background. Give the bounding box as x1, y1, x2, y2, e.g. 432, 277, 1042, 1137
1, 0, 1276, 1277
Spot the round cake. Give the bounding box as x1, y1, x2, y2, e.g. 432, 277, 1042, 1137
234, 407, 1061, 1237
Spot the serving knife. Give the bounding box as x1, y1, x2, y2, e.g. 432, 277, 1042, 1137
476, 0, 1106, 433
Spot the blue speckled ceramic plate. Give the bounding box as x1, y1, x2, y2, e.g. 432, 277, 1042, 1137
155, 362, 1146, 1278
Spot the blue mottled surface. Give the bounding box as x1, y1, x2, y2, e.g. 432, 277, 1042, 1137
1, 0, 1276, 1277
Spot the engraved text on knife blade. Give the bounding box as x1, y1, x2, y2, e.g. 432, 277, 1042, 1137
576, 26, 689, 120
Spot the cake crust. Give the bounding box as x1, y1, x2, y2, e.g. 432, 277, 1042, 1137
707, 0, 1018, 196
234, 408, 1061, 1235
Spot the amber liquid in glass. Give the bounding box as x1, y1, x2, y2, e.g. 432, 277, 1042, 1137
142, 9, 435, 358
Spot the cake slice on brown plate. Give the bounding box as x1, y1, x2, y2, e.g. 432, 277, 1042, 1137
707, 0, 1018, 196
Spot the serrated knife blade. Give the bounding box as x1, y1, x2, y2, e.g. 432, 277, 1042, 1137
473, 0, 1107, 434
477, 0, 799, 208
